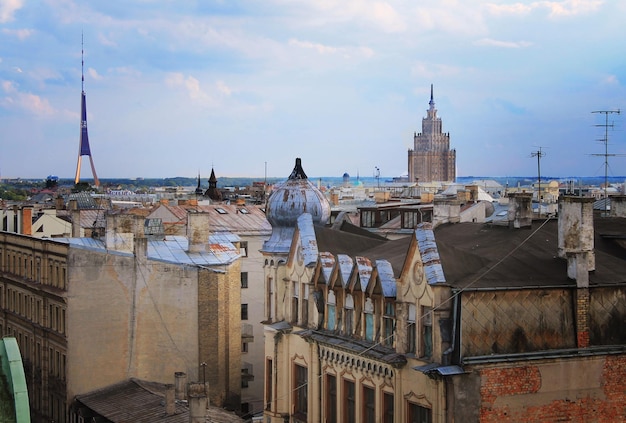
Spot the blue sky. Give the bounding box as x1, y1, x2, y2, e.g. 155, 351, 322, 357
1, 0, 625, 179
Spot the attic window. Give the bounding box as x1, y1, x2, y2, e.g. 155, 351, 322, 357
239, 208, 249, 214
215, 208, 228, 214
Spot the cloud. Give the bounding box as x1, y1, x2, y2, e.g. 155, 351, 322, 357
87, 67, 103, 81
165, 73, 232, 107
0, 79, 55, 116
288, 38, 374, 59
97, 32, 118, 47
2, 28, 34, 40
411, 62, 463, 79
474, 38, 532, 48
486, 0, 603, 18
0, 0, 23, 23
301, 0, 407, 33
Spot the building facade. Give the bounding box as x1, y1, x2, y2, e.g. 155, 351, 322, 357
261, 159, 626, 422
0, 211, 242, 422
408, 85, 456, 183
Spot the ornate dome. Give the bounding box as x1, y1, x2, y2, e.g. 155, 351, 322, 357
262, 158, 330, 254
266, 158, 330, 227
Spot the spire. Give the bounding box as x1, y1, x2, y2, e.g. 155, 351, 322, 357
288, 158, 308, 180
429, 83, 435, 109
74, 34, 100, 187
195, 172, 203, 196
205, 167, 222, 201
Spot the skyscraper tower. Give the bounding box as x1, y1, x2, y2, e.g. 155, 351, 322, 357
74, 36, 100, 187
407, 85, 456, 183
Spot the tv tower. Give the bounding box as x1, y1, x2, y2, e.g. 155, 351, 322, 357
74, 34, 100, 187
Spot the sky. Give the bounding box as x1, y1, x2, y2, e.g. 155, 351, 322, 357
1, 0, 626, 180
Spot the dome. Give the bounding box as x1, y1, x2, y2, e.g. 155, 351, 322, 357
265, 158, 331, 228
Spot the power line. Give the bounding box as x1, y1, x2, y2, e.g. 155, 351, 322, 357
530, 147, 545, 217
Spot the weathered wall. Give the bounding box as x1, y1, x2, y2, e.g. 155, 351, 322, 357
460, 289, 576, 356
589, 286, 626, 345
469, 355, 626, 423
66, 248, 199, 400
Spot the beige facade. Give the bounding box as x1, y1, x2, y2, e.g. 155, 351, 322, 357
0, 211, 242, 423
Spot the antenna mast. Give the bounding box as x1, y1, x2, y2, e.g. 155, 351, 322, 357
530, 147, 545, 217
591, 109, 621, 215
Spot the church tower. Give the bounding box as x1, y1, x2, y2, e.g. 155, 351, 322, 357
74, 36, 100, 187
408, 85, 456, 183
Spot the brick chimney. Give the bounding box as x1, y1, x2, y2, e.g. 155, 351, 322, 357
104, 213, 146, 254
558, 196, 595, 348
21, 206, 32, 236
507, 192, 533, 228
186, 211, 210, 253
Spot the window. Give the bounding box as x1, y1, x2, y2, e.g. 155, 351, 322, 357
265, 359, 273, 410
240, 272, 248, 288
343, 379, 355, 423
363, 386, 375, 423
302, 285, 308, 326
407, 402, 432, 423
344, 294, 354, 336
383, 301, 395, 347
327, 291, 336, 331
364, 298, 374, 341
421, 307, 432, 358
242, 368, 250, 388
215, 207, 227, 214
326, 374, 337, 423
240, 241, 248, 257
242, 341, 248, 353
294, 364, 308, 420
266, 277, 274, 321
241, 304, 248, 321
383, 392, 394, 423
292, 282, 299, 324
407, 304, 416, 354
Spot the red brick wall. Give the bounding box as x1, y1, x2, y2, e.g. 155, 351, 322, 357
479, 356, 626, 423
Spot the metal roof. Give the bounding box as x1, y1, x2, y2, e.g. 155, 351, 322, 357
55, 233, 239, 266
375, 259, 397, 298
415, 224, 447, 285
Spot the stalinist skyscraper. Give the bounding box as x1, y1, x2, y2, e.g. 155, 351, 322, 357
408, 85, 456, 183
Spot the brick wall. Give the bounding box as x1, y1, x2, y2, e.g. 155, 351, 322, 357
477, 355, 626, 422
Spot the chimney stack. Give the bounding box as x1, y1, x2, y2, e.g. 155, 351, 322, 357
558, 196, 595, 349
175, 372, 187, 400
186, 211, 210, 253
558, 196, 595, 284
71, 210, 81, 237
610, 195, 626, 217
507, 192, 532, 229
165, 384, 176, 415
188, 382, 208, 423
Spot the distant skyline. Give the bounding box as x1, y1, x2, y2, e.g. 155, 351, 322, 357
1, 1, 626, 180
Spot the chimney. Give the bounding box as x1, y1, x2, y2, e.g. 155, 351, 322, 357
165, 384, 176, 416
558, 196, 595, 283
507, 192, 532, 228
71, 210, 81, 237
104, 213, 144, 253
558, 196, 595, 348
188, 382, 208, 423
55, 196, 65, 210
69, 199, 78, 210
21, 207, 33, 236
610, 195, 626, 217
175, 372, 187, 400
433, 198, 461, 227
186, 211, 210, 253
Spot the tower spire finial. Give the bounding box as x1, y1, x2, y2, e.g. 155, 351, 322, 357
429, 83, 434, 108
81, 32, 84, 92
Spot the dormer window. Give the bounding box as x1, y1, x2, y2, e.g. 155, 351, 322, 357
215, 208, 227, 214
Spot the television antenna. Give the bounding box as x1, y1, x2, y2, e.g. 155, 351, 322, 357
530, 147, 545, 217
591, 109, 622, 215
